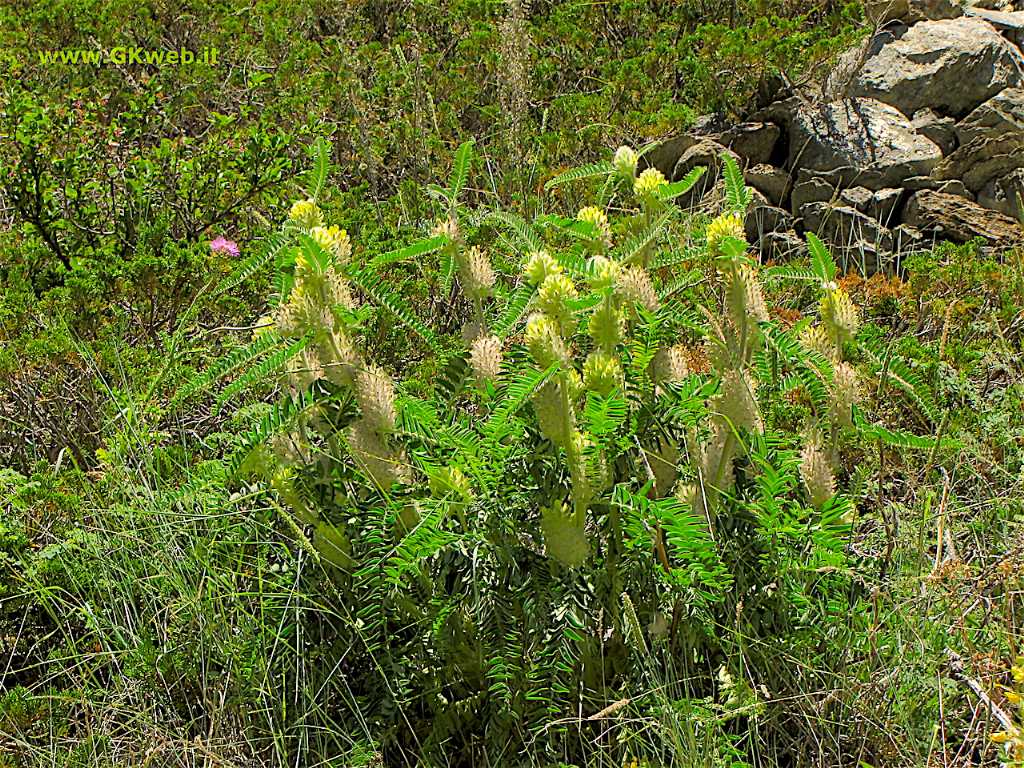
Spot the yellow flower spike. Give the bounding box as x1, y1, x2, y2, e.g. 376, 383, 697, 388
525, 249, 562, 286
1012, 665, 1024, 684
706, 211, 746, 257
633, 167, 667, 198
991, 730, 1014, 743
1005, 689, 1022, 705
612, 146, 638, 178
288, 198, 322, 229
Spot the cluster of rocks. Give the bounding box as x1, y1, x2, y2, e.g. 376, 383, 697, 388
648, 2, 1024, 272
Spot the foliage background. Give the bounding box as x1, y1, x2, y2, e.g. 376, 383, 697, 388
2, 2, 1023, 768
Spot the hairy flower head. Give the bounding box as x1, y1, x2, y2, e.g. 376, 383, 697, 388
469, 333, 503, 388
525, 249, 562, 286
524, 312, 568, 369
830, 362, 859, 428
715, 370, 762, 433
650, 344, 690, 385
799, 323, 834, 361
289, 198, 322, 229
577, 205, 612, 246
612, 146, 638, 178
633, 167, 668, 198
354, 365, 397, 433
706, 212, 746, 257
617, 265, 659, 312
821, 288, 859, 349
429, 465, 474, 501
587, 255, 619, 291
311, 225, 352, 263
726, 262, 769, 328
349, 419, 410, 488
583, 351, 622, 397
540, 500, 588, 567
800, 434, 835, 509
538, 273, 578, 315
459, 246, 496, 301
588, 300, 624, 352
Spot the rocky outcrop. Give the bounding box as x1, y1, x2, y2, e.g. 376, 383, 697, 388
782, 98, 942, 187
849, 17, 1024, 118
646, 11, 1024, 271
903, 190, 1023, 243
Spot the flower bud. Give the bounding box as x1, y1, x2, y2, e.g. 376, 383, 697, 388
612, 146, 638, 178
633, 167, 668, 199
800, 435, 836, 509
583, 351, 622, 397
288, 198, 323, 229
469, 333, 503, 387
525, 250, 562, 286
706, 212, 746, 257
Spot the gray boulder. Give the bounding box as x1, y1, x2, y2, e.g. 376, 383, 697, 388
784, 98, 941, 188
791, 173, 836, 215
800, 201, 895, 273
865, 0, 961, 24
849, 17, 1024, 118
718, 122, 781, 165
911, 109, 958, 155
977, 168, 1024, 217
671, 139, 740, 207
902, 189, 1023, 243
838, 186, 904, 225
956, 87, 1024, 145
745, 189, 794, 244
744, 164, 791, 207
964, 7, 1024, 46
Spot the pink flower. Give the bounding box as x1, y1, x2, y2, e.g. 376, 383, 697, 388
210, 236, 240, 257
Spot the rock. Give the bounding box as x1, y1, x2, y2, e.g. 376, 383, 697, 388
964, 7, 1024, 46
744, 164, 791, 206
760, 230, 809, 261
671, 139, 740, 207
719, 122, 781, 165
800, 201, 895, 273
902, 189, 1023, 243
967, 0, 1015, 10
977, 167, 1024, 217
839, 186, 904, 225
933, 133, 1024, 192
902, 175, 973, 197
745, 190, 795, 244
893, 223, 930, 253
643, 135, 699, 178
955, 88, 1024, 145
848, 17, 1024, 118
783, 98, 941, 188
826, 26, 910, 100
791, 174, 835, 215
911, 109, 958, 155
928, 89, 1024, 192
865, 0, 961, 23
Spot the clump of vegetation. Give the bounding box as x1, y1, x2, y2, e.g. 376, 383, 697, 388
165, 141, 935, 765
